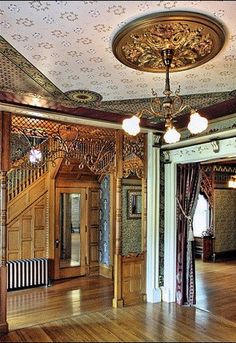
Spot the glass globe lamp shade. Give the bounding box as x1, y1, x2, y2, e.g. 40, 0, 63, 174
188, 111, 208, 134
29, 148, 42, 164
122, 115, 141, 136
163, 126, 181, 144
228, 176, 236, 189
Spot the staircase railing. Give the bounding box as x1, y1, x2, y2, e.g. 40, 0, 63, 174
7, 163, 48, 202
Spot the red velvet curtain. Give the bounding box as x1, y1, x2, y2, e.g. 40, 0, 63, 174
176, 163, 200, 305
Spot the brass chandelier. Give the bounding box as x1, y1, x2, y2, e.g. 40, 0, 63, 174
112, 11, 225, 143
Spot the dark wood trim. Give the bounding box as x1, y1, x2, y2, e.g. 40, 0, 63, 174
0, 112, 10, 335
0, 112, 11, 171
213, 250, 236, 261
0, 266, 8, 335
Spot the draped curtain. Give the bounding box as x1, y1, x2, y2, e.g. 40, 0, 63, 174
176, 163, 200, 306
200, 166, 214, 236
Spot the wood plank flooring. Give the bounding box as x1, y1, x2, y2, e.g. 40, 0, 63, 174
195, 258, 236, 323
7, 275, 113, 331
1, 302, 236, 342
1, 260, 236, 342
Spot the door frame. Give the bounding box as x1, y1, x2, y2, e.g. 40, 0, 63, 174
162, 136, 236, 302
54, 187, 88, 280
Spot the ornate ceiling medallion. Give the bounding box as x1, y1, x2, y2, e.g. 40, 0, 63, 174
64, 89, 102, 104
112, 11, 225, 72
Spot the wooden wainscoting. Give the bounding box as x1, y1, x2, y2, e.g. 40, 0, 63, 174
99, 263, 113, 279
121, 252, 146, 306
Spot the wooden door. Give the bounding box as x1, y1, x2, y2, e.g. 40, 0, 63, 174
54, 187, 87, 279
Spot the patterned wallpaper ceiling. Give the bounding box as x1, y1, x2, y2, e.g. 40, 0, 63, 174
0, 0, 236, 105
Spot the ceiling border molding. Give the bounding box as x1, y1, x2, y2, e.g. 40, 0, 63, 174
0, 36, 67, 99
95, 90, 236, 117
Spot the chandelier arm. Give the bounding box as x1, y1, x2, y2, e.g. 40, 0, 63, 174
171, 98, 193, 118
149, 97, 162, 116
137, 105, 163, 119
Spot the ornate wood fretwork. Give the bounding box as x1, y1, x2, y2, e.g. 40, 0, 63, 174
10, 116, 116, 175
123, 133, 145, 179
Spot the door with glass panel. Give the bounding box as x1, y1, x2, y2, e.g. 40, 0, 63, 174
54, 188, 87, 279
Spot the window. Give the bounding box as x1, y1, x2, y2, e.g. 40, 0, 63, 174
193, 194, 209, 237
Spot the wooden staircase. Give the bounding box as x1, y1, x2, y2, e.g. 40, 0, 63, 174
7, 157, 50, 261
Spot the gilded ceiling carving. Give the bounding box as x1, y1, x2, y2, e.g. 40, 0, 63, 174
113, 14, 224, 72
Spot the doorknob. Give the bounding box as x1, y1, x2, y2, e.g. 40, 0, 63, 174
55, 239, 60, 248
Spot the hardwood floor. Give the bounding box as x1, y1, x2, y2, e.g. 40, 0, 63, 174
195, 258, 236, 322
6, 275, 113, 331
2, 302, 236, 342
2, 264, 236, 342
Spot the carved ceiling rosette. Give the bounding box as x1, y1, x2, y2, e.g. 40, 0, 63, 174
112, 11, 225, 73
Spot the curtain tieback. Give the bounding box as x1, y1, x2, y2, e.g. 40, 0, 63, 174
176, 197, 194, 242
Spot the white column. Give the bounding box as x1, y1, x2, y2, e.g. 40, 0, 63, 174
146, 132, 162, 303
162, 161, 177, 302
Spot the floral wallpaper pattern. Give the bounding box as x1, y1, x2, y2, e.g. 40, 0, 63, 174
99, 175, 110, 266
214, 189, 236, 253
0, 1, 235, 101
121, 183, 142, 256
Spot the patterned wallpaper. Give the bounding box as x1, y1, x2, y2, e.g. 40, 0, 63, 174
214, 189, 236, 253
121, 183, 142, 256
0, 53, 52, 98
99, 175, 110, 266
89, 91, 236, 118
1, 35, 235, 121
0, 1, 236, 102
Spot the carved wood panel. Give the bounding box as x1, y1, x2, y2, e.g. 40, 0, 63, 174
121, 252, 146, 305
7, 194, 48, 260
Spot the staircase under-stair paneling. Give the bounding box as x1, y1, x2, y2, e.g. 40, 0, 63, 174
7, 171, 49, 261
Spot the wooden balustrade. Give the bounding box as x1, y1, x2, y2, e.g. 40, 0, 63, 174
7, 163, 48, 202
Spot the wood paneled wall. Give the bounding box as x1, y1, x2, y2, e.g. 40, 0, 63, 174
88, 188, 100, 275
7, 173, 49, 261
122, 252, 146, 305
7, 193, 48, 261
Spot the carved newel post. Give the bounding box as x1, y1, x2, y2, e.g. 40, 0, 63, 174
0, 112, 11, 335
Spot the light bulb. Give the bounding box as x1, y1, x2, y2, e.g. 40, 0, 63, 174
188, 111, 208, 134
228, 176, 236, 189
122, 115, 140, 136
163, 126, 181, 144
29, 148, 42, 164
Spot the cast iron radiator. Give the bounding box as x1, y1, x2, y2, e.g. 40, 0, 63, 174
6, 258, 48, 290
